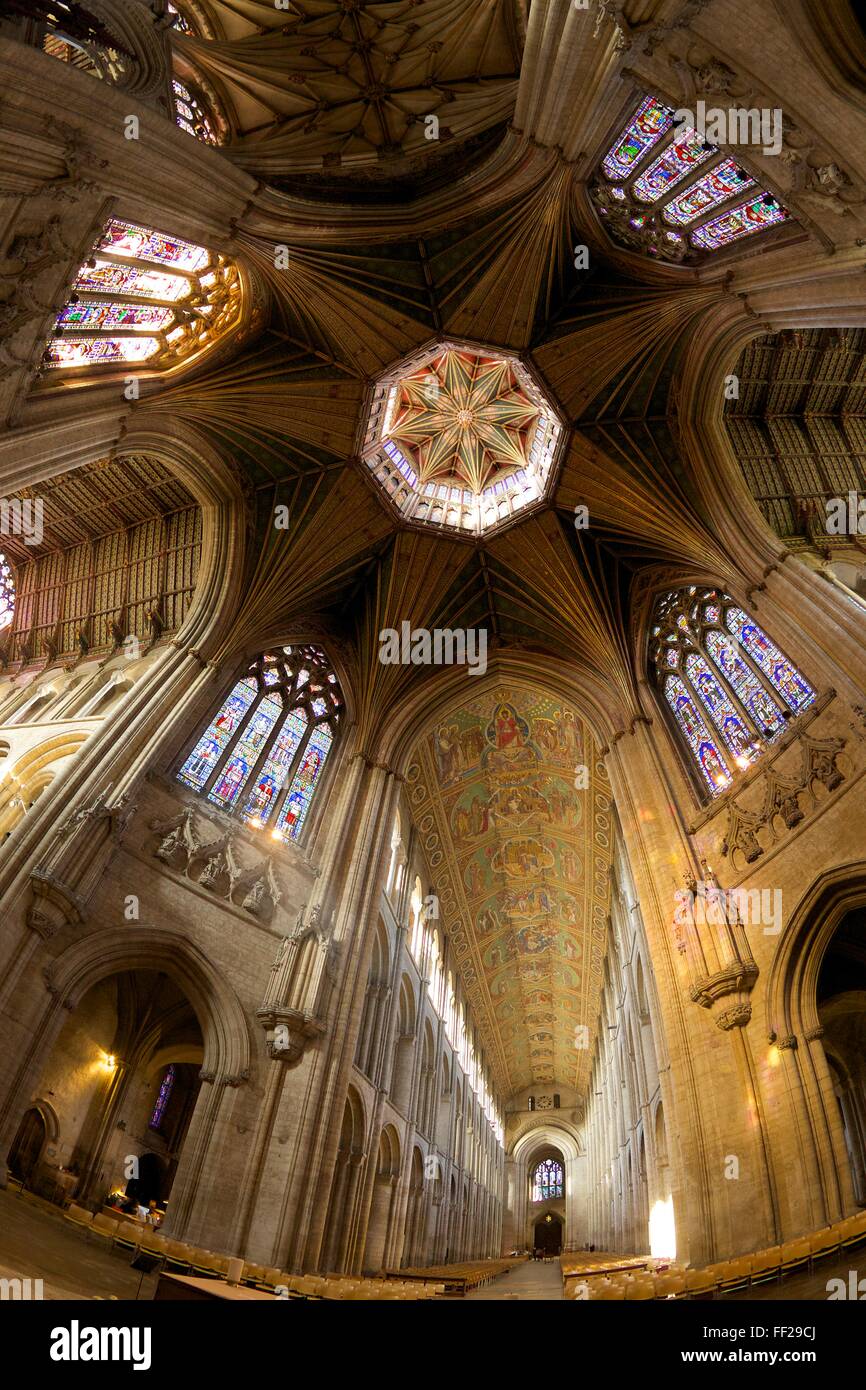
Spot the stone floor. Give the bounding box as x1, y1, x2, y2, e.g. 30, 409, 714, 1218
463, 1258, 565, 1300
0, 1188, 157, 1300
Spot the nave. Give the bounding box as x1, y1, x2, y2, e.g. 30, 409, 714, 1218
1, 0, 866, 1351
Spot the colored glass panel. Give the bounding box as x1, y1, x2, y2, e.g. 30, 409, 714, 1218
149, 1064, 175, 1131
276, 722, 334, 840
74, 260, 191, 301
532, 1159, 564, 1202
44, 336, 159, 367
99, 219, 209, 272
240, 707, 308, 826
685, 652, 754, 755
57, 301, 172, 331
665, 675, 731, 792
663, 158, 754, 225
690, 194, 788, 249
725, 608, 814, 712
704, 631, 786, 735
632, 126, 713, 203
172, 79, 218, 145
0, 554, 14, 631
602, 95, 674, 180
209, 692, 282, 810
177, 677, 256, 791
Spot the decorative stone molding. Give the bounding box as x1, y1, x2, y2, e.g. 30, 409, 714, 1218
714, 1002, 754, 1032
677, 866, 759, 1029
41, 966, 74, 1010
689, 961, 760, 1012
27, 791, 137, 938
149, 805, 285, 925
255, 903, 337, 1066
198, 1069, 250, 1087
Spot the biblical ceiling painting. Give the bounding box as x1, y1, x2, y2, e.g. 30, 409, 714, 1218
406, 689, 612, 1096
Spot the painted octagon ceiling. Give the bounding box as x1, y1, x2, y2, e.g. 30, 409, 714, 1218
362, 343, 564, 537
406, 688, 612, 1098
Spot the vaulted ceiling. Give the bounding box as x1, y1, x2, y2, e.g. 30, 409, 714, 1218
406, 687, 611, 1097
15, 0, 862, 1105
176, 0, 525, 183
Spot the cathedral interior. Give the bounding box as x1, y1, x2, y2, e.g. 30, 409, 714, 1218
1, 0, 866, 1319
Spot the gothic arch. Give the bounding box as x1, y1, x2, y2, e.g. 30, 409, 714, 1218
41, 926, 251, 1086
765, 861, 866, 1043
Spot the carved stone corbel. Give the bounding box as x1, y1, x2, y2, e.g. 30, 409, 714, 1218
256, 902, 336, 1066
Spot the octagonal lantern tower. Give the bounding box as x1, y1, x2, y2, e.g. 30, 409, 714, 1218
361, 340, 566, 538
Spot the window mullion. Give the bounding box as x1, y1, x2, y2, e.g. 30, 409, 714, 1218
696, 632, 761, 742
238, 702, 286, 823
200, 689, 260, 799
270, 715, 316, 830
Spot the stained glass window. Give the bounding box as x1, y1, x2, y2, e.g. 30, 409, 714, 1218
173, 78, 220, 146
149, 1064, 175, 1132
44, 219, 240, 374
632, 126, 713, 203
532, 1158, 564, 1202
177, 646, 342, 843
665, 675, 732, 792
168, 3, 196, 36
177, 678, 257, 791
663, 159, 754, 226
690, 194, 788, 250
724, 607, 814, 712
651, 587, 814, 796
0, 555, 14, 631
593, 95, 791, 263
276, 722, 335, 841
602, 96, 673, 180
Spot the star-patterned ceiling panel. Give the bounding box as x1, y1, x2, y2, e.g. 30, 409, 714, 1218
389, 348, 539, 490
406, 688, 612, 1098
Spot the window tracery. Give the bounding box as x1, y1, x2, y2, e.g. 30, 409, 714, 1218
44, 219, 241, 374
651, 586, 815, 794
532, 1158, 563, 1202
177, 645, 342, 843
592, 96, 789, 263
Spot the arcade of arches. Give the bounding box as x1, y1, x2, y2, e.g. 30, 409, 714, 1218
0, 0, 866, 1304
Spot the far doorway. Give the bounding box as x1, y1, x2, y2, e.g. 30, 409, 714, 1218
534, 1213, 563, 1256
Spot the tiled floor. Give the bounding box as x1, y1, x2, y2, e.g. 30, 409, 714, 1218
0, 1188, 157, 1301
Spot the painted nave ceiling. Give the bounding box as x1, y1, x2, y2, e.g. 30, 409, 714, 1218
4, 0, 866, 1104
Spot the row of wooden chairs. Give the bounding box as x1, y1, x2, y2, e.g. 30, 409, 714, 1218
64, 1207, 232, 1279
63, 1206, 448, 1299
563, 1209, 866, 1300
392, 1257, 525, 1292
561, 1252, 652, 1280
265, 1273, 446, 1301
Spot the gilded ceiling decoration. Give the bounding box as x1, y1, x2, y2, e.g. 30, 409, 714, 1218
407, 688, 612, 1097
362, 342, 564, 536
